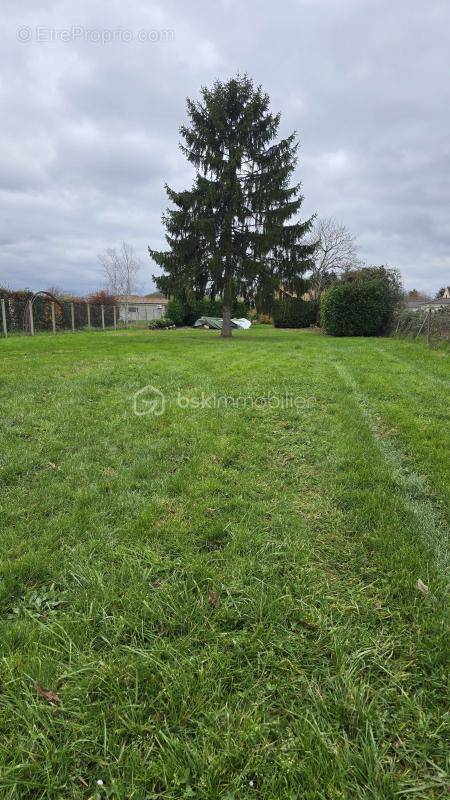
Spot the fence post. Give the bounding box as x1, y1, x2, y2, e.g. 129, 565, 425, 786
51, 302, 56, 334
87, 302, 91, 329
416, 311, 428, 338
71, 302, 75, 332
113, 306, 117, 329
101, 304, 105, 330
1, 298, 7, 337
28, 300, 34, 336
427, 309, 431, 345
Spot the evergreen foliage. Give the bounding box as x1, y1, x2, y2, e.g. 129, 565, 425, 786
149, 75, 315, 336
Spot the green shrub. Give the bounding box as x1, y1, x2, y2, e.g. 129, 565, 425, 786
0, 288, 33, 331
148, 317, 173, 329
272, 297, 317, 328
320, 279, 392, 336
165, 299, 184, 326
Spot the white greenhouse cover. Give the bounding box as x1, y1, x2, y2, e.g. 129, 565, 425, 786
231, 318, 252, 329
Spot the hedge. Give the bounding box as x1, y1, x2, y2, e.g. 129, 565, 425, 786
272, 297, 317, 328
320, 279, 392, 336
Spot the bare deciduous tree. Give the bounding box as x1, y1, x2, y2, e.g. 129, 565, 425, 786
98, 242, 141, 297
307, 217, 363, 297
46, 286, 65, 298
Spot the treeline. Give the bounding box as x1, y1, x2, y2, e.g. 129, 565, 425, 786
163, 266, 402, 337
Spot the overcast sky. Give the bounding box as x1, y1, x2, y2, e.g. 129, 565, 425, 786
1, 0, 449, 295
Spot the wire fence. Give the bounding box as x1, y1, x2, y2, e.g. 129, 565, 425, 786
0, 293, 120, 337
393, 307, 450, 344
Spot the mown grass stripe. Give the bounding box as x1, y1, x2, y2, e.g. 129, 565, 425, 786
331, 358, 449, 572
370, 342, 450, 388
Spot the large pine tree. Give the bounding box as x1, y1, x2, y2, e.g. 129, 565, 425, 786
149, 75, 316, 336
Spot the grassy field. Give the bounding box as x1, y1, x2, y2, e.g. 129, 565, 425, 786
0, 327, 448, 799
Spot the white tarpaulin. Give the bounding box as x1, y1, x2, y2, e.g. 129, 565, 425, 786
231, 318, 252, 329
193, 317, 252, 330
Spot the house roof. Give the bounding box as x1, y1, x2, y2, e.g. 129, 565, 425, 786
405, 298, 450, 310
116, 294, 167, 304
145, 291, 167, 300
422, 298, 450, 306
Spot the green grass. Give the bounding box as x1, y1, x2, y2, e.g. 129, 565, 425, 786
0, 327, 448, 799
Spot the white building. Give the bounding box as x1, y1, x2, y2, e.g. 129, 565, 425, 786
116, 293, 168, 323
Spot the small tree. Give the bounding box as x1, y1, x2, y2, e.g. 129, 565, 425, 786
46, 285, 65, 299
307, 216, 363, 298
88, 289, 118, 306
98, 242, 141, 297
87, 290, 118, 328
407, 288, 430, 301
149, 75, 315, 337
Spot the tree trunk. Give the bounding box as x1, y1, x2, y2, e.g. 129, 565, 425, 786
221, 302, 232, 337
221, 270, 233, 338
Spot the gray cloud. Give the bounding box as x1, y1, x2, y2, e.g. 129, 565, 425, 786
0, 0, 449, 294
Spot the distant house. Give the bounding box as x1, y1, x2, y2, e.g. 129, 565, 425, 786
116, 292, 168, 322
405, 299, 423, 311
406, 297, 450, 312
418, 297, 450, 312
442, 287, 450, 299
